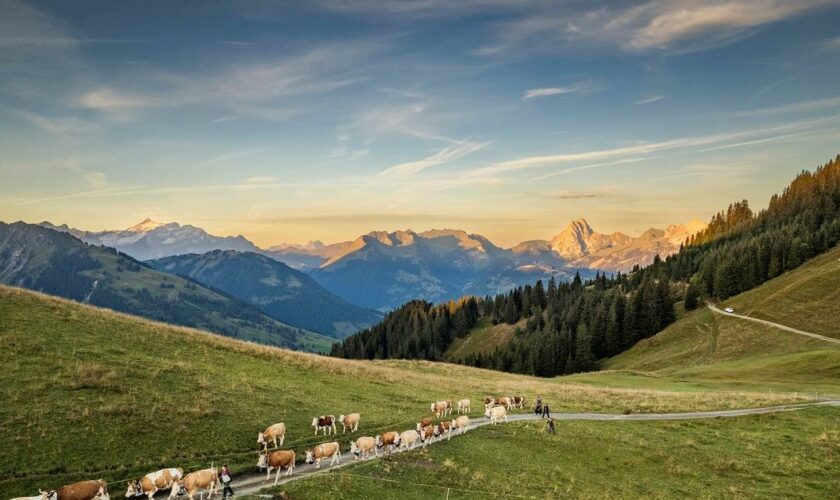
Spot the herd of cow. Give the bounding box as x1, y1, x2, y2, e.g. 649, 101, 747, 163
11, 395, 526, 500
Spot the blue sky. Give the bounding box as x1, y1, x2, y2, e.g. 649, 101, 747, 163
1, 0, 840, 247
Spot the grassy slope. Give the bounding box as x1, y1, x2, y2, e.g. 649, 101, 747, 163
723, 244, 840, 339
0, 286, 803, 496
569, 246, 840, 396
277, 408, 840, 499
444, 317, 524, 360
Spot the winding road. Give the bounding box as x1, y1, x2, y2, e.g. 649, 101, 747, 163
212, 400, 840, 497
707, 303, 840, 345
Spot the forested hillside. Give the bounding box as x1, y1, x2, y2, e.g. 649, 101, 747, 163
0, 222, 333, 351
332, 155, 840, 376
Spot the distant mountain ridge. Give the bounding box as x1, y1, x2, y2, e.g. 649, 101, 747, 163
41, 219, 258, 261
148, 250, 381, 338
39, 217, 705, 311
0, 221, 333, 351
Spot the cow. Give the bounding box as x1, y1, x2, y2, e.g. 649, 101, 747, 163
50, 480, 109, 500
399, 429, 420, 450
375, 431, 401, 455
257, 422, 287, 449
312, 415, 337, 435
457, 399, 471, 414
431, 401, 448, 418
350, 436, 378, 460
483, 396, 495, 407
486, 405, 508, 424
173, 469, 218, 500
257, 450, 296, 485
305, 442, 341, 469
338, 413, 361, 433
433, 420, 452, 441
125, 469, 183, 500
419, 425, 435, 448
496, 396, 512, 410
445, 400, 453, 416
12, 493, 57, 500
418, 417, 433, 428
451, 415, 469, 435
509, 396, 525, 410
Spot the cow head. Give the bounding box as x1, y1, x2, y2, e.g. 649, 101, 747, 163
484, 407, 491, 418
338, 414, 345, 425
394, 433, 401, 446
124, 481, 140, 498
350, 440, 360, 455
415, 422, 422, 432
433, 425, 441, 437
305, 450, 315, 463
311, 417, 319, 428
257, 432, 266, 445
39, 490, 57, 500
374, 435, 382, 448
430, 402, 435, 411
257, 452, 268, 469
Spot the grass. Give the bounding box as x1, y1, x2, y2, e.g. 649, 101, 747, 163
0, 286, 807, 497
444, 317, 524, 360
274, 407, 840, 499
723, 245, 840, 339
571, 247, 840, 397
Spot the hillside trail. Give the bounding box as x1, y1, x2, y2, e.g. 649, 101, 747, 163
707, 303, 840, 345
163, 400, 840, 498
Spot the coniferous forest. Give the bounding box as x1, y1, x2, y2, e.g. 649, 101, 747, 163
331, 155, 840, 376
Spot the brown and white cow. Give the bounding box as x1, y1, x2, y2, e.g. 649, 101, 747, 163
338, 413, 360, 433
399, 429, 420, 450
350, 436, 377, 460
483, 396, 495, 407
173, 469, 219, 500
433, 420, 452, 441
258, 450, 296, 485
445, 400, 453, 416
418, 416, 433, 428
431, 401, 448, 418
509, 396, 525, 410
305, 442, 341, 469
51, 480, 108, 500
375, 431, 401, 454
496, 396, 512, 410
257, 422, 287, 449
485, 405, 508, 424
311, 415, 337, 435
419, 425, 435, 448
451, 415, 469, 435
457, 399, 471, 414
125, 469, 183, 500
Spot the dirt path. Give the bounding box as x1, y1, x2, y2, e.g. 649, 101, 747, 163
707, 303, 840, 345
215, 400, 840, 497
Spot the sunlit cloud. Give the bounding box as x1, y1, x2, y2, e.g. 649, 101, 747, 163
522, 82, 595, 100
381, 140, 490, 176
635, 95, 666, 105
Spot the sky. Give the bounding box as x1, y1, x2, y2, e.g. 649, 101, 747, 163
1, 0, 840, 248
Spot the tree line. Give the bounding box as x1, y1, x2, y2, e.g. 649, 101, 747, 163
332, 155, 840, 376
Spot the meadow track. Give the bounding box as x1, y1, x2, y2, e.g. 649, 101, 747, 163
182, 400, 840, 497
708, 303, 840, 345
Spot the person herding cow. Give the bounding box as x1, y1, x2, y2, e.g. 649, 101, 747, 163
220, 465, 234, 499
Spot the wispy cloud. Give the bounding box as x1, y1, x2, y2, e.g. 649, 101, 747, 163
14, 109, 98, 137
201, 148, 267, 166
479, 1, 835, 55
731, 96, 840, 117
522, 82, 596, 100
381, 140, 490, 176
635, 95, 666, 105
824, 36, 840, 50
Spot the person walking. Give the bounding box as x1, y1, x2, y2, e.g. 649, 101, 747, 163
546, 417, 556, 435
534, 395, 543, 416
220, 464, 234, 498
542, 403, 551, 419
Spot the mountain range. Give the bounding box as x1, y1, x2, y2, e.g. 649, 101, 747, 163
0, 221, 333, 351
148, 250, 380, 338
38, 217, 705, 311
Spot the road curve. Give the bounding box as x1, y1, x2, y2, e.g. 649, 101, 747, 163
223, 400, 840, 497
707, 303, 840, 345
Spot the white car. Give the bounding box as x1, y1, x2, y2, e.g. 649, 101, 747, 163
724, 307, 734, 313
